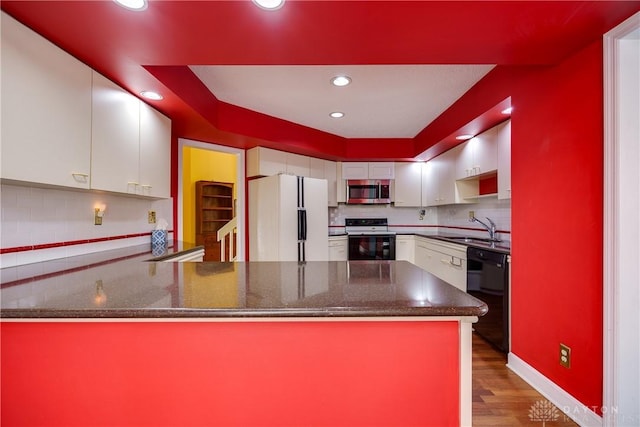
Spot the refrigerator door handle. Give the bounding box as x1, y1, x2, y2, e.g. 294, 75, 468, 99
298, 208, 307, 241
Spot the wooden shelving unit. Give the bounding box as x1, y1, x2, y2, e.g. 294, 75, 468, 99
195, 181, 234, 261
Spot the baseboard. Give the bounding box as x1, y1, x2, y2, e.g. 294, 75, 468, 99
507, 352, 602, 427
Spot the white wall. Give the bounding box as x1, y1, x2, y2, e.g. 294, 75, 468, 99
0, 183, 173, 267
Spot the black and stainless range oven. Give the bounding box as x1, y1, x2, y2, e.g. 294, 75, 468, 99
345, 218, 396, 260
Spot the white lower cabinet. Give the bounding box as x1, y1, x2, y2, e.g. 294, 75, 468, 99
414, 237, 467, 291
395, 235, 415, 264
328, 236, 348, 261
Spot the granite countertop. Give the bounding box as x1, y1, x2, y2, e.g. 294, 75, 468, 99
0, 246, 487, 319
414, 233, 511, 254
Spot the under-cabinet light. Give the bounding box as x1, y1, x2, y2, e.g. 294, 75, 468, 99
330, 112, 345, 118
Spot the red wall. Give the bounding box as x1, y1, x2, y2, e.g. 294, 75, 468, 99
407, 41, 606, 412
1, 321, 460, 427
510, 40, 604, 411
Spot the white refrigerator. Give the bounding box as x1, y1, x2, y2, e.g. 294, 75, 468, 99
249, 174, 329, 261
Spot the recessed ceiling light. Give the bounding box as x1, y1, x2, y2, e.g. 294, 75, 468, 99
455, 134, 474, 141
330, 112, 345, 118
252, 0, 285, 10
140, 91, 163, 101
501, 107, 513, 115
114, 0, 147, 11
331, 76, 352, 87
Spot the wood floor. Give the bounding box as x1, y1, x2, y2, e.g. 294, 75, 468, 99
472, 333, 579, 426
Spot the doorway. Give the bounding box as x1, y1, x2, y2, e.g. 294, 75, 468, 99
177, 138, 245, 261
603, 12, 640, 426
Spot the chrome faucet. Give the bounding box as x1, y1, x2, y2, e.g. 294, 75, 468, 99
469, 215, 500, 241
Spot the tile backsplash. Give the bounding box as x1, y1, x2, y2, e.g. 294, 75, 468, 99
1, 184, 173, 267
330, 197, 511, 238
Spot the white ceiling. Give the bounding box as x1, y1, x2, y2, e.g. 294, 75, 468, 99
189, 64, 495, 139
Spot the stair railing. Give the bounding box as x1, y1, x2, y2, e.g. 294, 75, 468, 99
217, 217, 237, 261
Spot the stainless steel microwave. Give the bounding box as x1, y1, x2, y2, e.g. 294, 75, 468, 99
346, 180, 391, 204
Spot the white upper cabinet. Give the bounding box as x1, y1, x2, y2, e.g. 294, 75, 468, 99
247, 147, 312, 177
91, 72, 170, 198
455, 126, 498, 180
324, 160, 338, 207
309, 157, 326, 179
341, 162, 369, 179
139, 102, 172, 198
368, 162, 395, 179
1, 13, 171, 198
1, 12, 92, 189
247, 147, 337, 205
422, 147, 458, 206
285, 152, 310, 177
246, 147, 287, 177
91, 72, 141, 195
310, 158, 338, 207
394, 162, 423, 207
497, 120, 511, 199
342, 162, 395, 180
336, 161, 346, 203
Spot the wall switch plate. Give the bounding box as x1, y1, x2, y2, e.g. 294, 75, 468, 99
560, 343, 571, 368
148, 211, 156, 224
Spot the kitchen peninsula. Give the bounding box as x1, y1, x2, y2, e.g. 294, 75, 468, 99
1, 249, 486, 427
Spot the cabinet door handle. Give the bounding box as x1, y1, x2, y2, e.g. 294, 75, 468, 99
71, 173, 89, 183
127, 181, 139, 186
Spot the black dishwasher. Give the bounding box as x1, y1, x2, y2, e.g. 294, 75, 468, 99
466, 247, 509, 353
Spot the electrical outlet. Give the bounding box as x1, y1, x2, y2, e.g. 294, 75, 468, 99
560, 343, 571, 368
148, 211, 156, 224
94, 208, 103, 226
468, 210, 475, 219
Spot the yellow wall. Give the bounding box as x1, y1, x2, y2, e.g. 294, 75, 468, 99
182, 262, 239, 308
182, 147, 237, 244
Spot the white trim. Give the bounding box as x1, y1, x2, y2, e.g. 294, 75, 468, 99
603, 12, 640, 427
459, 321, 473, 427
177, 138, 246, 261
508, 352, 603, 427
